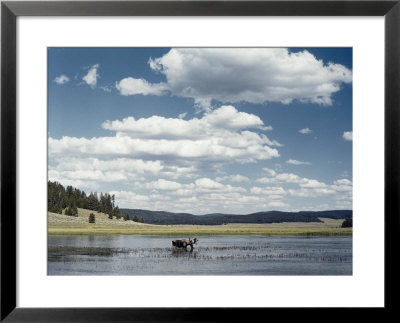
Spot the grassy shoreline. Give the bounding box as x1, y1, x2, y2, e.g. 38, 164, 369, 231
48, 209, 352, 236
48, 226, 352, 236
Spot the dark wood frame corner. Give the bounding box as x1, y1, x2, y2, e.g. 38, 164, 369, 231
1, 1, 399, 321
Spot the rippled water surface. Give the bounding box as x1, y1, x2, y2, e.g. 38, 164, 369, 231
48, 235, 352, 275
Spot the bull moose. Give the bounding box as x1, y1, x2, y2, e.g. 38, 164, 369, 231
172, 237, 198, 251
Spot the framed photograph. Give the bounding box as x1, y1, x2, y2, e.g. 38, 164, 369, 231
1, 0, 399, 321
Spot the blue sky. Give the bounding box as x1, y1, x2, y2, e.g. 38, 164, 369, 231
48, 47, 352, 214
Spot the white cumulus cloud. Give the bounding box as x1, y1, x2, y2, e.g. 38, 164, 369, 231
102, 105, 270, 139
117, 48, 352, 110
49, 106, 280, 164
286, 159, 311, 165
343, 131, 353, 141
146, 179, 182, 190
82, 64, 99, 88
54, 75, 70, 85
229, 174, 250, 183
115, 77, 167, 96
255, 168, 352, 200
299, 128, 312, 134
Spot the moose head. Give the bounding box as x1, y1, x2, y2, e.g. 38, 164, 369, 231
188, 237, 198, 245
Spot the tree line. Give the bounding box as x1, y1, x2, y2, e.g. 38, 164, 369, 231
48, 181, 144, 223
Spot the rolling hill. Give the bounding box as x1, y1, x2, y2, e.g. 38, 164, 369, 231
120, 209, 352, 225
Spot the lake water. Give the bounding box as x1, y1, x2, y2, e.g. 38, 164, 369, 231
48, 235, 352, 275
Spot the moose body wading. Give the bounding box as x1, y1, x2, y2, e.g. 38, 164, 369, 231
172, 238, 198, 251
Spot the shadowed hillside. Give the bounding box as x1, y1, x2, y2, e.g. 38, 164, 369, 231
120, 209, 352, 225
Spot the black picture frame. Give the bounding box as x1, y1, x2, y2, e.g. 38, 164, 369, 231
1, 1, 399, 321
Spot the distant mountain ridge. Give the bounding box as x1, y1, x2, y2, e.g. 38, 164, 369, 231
120, 208, 352, 225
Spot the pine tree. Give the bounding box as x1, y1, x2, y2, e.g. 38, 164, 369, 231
72, 204, 78, 217
113, 206, 121, 219
106, 194, 112, 214
48, 181, 66, 213
65, 203, 78, 216
341, 218, 352, 228
89, 213, 95, 223
123, 213, 130, 221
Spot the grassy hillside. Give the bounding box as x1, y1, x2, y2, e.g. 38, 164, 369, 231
48, 208, 147, 228
48, 208, 352, 236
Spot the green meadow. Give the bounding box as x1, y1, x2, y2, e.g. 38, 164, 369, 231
48, 208, 352, 236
